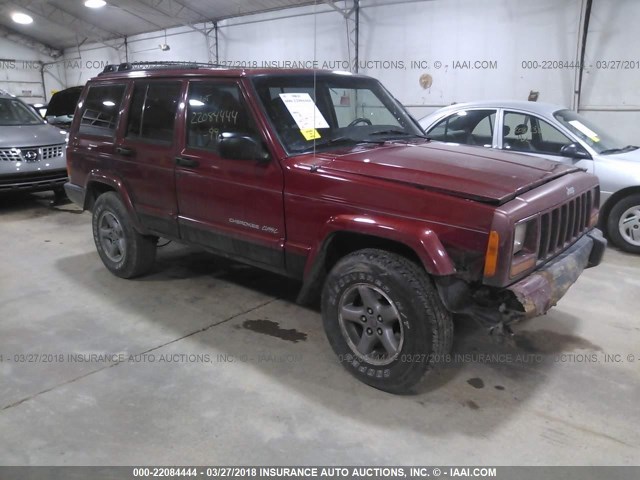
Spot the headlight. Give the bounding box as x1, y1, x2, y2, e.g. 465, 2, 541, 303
513, 223, 528, 254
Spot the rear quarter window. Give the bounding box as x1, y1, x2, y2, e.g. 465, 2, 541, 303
79, 84, 126, 137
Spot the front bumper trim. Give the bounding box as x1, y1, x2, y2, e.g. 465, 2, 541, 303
507, 228, 606, 319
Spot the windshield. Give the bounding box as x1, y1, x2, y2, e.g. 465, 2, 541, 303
553, 109, 635, 155
252, 74, 424, 153
0, 97, 45, 126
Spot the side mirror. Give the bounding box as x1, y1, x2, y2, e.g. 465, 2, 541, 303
560, 142, 591, 160
218, 132, 270, 161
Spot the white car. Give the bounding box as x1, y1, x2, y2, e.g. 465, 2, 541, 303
420, 100, 640, 253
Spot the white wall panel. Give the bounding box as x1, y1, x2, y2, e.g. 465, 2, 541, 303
579, 0, 640, 145
0, 38, 64, 103
50, 0, 637, 143
219, 4, 347, 68
359, 0, 582, 116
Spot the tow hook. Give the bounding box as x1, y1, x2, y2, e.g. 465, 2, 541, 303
489, 322, 514, 338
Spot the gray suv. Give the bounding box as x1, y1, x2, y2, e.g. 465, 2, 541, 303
0, 90, 68, 196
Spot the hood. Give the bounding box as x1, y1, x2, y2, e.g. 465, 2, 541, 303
0, 124, 67, 148
45, 86, 82, 117
603, 147, 640, 163
314, 141, 580, 204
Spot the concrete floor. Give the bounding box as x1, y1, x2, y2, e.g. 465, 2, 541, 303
1, 192, 639, 465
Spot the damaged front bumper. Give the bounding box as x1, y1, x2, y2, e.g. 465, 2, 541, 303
507, 228, 606, 319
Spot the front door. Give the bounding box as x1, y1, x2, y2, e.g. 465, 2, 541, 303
175, 79, 285, 270
500, 110, 594, 174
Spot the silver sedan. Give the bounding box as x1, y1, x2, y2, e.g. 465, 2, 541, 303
420, 100, 640, 253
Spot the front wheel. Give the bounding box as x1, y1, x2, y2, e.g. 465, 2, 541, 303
321, 249, 453, 393
92, 192, 157, 278
607, 193, 640, 254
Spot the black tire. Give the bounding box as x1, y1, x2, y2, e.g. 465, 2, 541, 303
92, 192, 157, 278
606, 193, 640, 254
321, 248, 453, 394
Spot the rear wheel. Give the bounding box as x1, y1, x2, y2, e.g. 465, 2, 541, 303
321, 248, 453, 393
92, 192, 157, 278
607, 193, 640, 253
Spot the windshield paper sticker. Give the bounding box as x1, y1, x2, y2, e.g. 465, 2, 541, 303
568, 120, 600, 142
300, 128, 321, 140
279, 93, 330, 136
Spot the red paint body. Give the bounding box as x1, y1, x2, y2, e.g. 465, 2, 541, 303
65, 67, 601, 303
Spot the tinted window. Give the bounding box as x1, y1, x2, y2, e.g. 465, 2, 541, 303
79, 84, 126, 137
427, 110, 495, 147
186, 82, 257, 153
126, 82, 181, 142
503, 111, 572, 155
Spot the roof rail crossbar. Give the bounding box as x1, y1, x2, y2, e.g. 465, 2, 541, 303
100, 61, 225, 74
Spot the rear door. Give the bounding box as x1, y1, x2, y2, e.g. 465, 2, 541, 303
116, 80, 184, 237
425, 109, 497, 148
69, 82, 127, 187
175, 79, 286, 270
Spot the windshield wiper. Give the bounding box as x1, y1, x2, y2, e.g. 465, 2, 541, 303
367, 129, 430, 139
295, 136, 385, 153
600, 145, 638, 154
321, 136, 387, 147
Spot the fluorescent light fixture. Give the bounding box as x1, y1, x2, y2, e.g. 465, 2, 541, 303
189, 99, 205, 107
85, 0, 107, 8
102, 100, 115, 107
11, 12, 33, 24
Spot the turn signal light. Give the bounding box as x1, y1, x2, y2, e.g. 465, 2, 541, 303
484, 230, 500, 277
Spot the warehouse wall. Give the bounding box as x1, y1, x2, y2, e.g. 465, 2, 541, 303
59, 0, 638, 144
0, 37, 65, 103
578, 0, 640, 145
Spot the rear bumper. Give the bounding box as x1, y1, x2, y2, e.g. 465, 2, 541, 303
507, 228, 606, 319
64, 182, 86, 208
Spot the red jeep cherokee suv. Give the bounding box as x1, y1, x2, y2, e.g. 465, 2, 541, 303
65, 62, 606, 393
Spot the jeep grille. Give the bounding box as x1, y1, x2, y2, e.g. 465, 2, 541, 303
538, 190, 593, 261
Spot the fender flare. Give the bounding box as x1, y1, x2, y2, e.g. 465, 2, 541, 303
85, 171, 147, 234
296, 214, 455, 304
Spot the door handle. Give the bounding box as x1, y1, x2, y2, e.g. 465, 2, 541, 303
116, 146, 135, 156
175, 157, 199, 168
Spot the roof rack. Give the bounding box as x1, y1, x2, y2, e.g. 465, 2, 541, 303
100, 61, 224, 74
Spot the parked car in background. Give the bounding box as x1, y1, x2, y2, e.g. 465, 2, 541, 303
0, 90, 68, 197
420, 101, 640, 253
45, 86, 83, 130
29, 102, 47, 118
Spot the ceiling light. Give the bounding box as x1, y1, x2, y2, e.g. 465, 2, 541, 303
11, 12, 33, 24
85, 0, 107, 8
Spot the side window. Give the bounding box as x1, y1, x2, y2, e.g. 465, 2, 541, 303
186, 82, 257, 153
427, 110, 495, 146
533, 117, 573, 154
126, 82, 181, 143
503, 111, 572, 155
503, 112, 533, 152
79, 84, 126, 137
